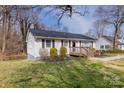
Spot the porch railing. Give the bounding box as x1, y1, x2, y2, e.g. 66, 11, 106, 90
69, 47, 94, 57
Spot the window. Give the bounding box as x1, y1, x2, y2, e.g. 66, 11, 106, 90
63, 41, 68, 47
46, 40, 51, 48
81, 42, 92, 48
105, 45, 110, 49
100, 45, 104, 49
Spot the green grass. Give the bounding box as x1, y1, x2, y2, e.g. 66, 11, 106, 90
0, 59, 124, 88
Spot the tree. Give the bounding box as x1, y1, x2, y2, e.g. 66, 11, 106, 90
0, 6, 14, 53
85, 20, 106, 38
95, 5, 124, 49
15, 6, 40, 53
42, 5, 88, 25
93, 20, 106, 38
85, 29, 96, 38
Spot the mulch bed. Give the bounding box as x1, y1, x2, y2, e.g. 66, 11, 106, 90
39, 56, 83, 62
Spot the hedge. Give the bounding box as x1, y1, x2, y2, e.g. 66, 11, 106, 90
60, 47, 67, 58
102, 49, 124, 54
50, 48, 58, 58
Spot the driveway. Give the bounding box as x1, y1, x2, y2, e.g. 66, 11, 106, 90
91, 55, 124, 61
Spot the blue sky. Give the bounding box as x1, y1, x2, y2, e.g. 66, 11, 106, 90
40, 5, 123, 35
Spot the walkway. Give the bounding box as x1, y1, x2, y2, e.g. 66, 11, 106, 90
91, 55, 124, 61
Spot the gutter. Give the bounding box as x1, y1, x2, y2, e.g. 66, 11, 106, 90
34, 36, 96, 42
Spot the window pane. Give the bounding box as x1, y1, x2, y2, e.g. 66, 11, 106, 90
46, 40, 51, 48
105, 45, 110, 49
64, 41, 68, 47
100, 45, 104, 49
81, 42, 92, 48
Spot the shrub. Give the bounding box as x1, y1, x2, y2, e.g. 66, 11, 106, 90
39, 48, 48, 59
91, 48, 96, 53
50, 48, 58, 58
60, 47, 67, 58
102, 49, 124, 54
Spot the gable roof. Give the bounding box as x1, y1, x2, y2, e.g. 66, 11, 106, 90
30, 29, 96, 41
102, 36, 113, 42
102, 35, 123, 45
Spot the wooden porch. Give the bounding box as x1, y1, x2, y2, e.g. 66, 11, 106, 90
69, 47, 94, 57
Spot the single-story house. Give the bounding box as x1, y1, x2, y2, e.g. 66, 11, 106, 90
27, 29, 96, 60
96, 35, 124, 50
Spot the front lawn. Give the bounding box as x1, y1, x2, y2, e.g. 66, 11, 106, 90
0, 59, 124, 88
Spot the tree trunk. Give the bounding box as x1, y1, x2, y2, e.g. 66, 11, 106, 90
113, 24, 120, 49
22, 37, 27, 54
20, 20, 28, 54
2, 15, 7, 53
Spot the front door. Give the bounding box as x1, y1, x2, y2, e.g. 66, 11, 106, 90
72, 42, 76, 47
72, 42, 76, 52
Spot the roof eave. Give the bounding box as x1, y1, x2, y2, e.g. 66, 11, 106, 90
34, 36, 96, 41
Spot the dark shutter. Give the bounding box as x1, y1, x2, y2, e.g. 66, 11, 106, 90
52, 40, 55, 48
42, 39, 45, 48
61, 40, 63, 46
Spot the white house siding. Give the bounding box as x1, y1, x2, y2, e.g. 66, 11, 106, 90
122, 45, 124, 50
27, 33, 36, 59
64, 40, 70, 54
55, 40, 61, 55
93, 41, 96, 48
118, 45, 124, 50
77, 41, 80, 47
96, 37, 112, 50
34, 39, 42, 58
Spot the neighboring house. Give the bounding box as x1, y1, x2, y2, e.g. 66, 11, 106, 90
27, 29, 96, 60
96, 36, 124, 50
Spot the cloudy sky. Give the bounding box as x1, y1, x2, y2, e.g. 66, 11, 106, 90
40, 6, 114, 35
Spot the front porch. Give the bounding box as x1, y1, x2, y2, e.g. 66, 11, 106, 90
69, 47, 94, 57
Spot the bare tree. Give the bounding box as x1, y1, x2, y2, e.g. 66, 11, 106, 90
85, 29, 96, 38
0, 6, 14, 53
93, 20, 106, 38
42, 5, 89, 25
95, 5, 124, 49
85, 20, 106, 38
14, 6, 40, 53
0, 5, 24, 53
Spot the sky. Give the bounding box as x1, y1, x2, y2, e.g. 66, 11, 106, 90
40, 5, 119, 35
39, 6, 98, 35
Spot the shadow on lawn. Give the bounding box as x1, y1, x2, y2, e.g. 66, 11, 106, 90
8, 59, 124, 88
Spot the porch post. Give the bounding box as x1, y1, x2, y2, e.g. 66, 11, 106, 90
79, 41, 81, 55
69, 40, 71, 48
